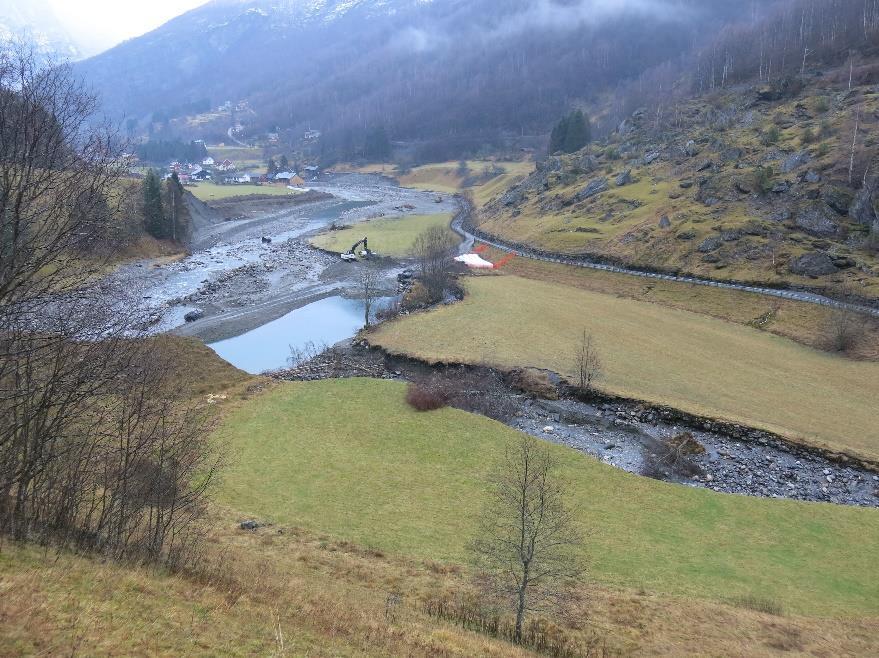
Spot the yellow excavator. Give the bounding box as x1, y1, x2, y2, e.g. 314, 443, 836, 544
341, 237, 372, 262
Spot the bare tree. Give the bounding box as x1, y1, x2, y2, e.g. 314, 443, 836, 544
359, 264, 380, 328
472, 436, 583, 645
574, 331, 602, 392
412, 225, 457, 304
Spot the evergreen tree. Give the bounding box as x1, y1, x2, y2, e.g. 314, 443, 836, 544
563, 110, 591, 154
549, 110, 592, 155
364, 126, 391, 161
142, 169, 168, 239
165, 172, 186, 242
279, 154, 289, 171
267, 157, 278, 177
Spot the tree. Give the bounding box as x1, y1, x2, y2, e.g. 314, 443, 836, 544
360, 265, 380, 328
549, 110, 591, 155
267, 157, 278, 177
574, 330, 602, 391
472, 436, 583, 644
279, 154, 290, 171
165, 172, 186, 242
142, 169, 168, 239
412, 226, 457, 303
364, 125, 391, 161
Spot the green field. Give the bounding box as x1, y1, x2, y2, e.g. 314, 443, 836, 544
188, 182, 302, 202
400, 161, 534, 207
310, 213, 456, 258
217, 378, 879, 616
371, 275, 879, 461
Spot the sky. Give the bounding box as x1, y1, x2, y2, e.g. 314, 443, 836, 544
48, 0, 208, 56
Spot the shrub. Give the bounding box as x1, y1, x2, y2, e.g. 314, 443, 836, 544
752, 165, 775, 195
405, 381, 448, 412
816, 142, 830, 158
760, 125, 781, 146
800, 127, 816, 146
819, 120, 834, 138
813, 96, 830, 114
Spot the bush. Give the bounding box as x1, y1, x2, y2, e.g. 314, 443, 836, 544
819, 120, 833, 138
800, 127, 816, 146
752, 165, 775, 195
405, 382, 448, 411
760, 125, 781, 146
816, 142, 830, 158
813, 96, 830, 114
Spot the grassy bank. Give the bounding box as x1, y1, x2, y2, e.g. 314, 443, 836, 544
188, 182, 302, 202
217, 379, 879, 616
310, 213, 456, 258
370, 275, 879, 461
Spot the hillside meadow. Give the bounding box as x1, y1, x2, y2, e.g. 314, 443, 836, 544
217, 379, 879, 617
371, 275, 879, 462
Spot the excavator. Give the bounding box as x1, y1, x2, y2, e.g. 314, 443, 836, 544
341, 237, 372, 262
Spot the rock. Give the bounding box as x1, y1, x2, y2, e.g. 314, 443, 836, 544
734, 180, 752, 194
832, 256, 856, 269
795, 202, 841, 237
698, 236, 722, 253
781, 150, 812, 173
577, 154, 599, 172
240, 520, 261, 531
684, 140, 700, 157
615, 169, 632, 187
537, 156, 563, 173
696, 160, 713, 172
804, 170, 821, 184
184, 309, 205, 323
576, 177, 609, 201
772, 180, 791, 194
720, 147, 743, 163
676, 230, 697, 241
679, 180, 694, 189
658, 215, 672, 229
643, 151, 661, 165
849, 181, 878, 226
501, 188, 525, 207
721, 229, 743, 242
542, 426, 555, 434
789, 252, 839, 277
823, 186, 854, 216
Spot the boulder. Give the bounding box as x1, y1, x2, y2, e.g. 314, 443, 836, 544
501, 188, 525, 207
795, 202, 841, 237
720, 147, 743, 163
684, 140, 700, 157
734, 180, 752, 194
696, 160, 713, 172
537, 156, 563, 173
643, 151, 661, 165
577, 154, 599, 172
658, 215, 672, 229
849, 181, 878, 227
771, 181, 791, 194
789, 252, 839, 277
698, 236, 722, 253
576, 177, 609, 201
804, 170, 821, 184
615, 169, 632, 187
721, 229, 743, 242
679, 180, 694, 189
781, 150, 812, 173
822, 186, 854, 216
184, 309, 205, 323
676, 230, 697, 241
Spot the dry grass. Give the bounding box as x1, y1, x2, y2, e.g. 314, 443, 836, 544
2, 525, 877, 657
188, 182, 301, 202
371, 275, 879, 461
492, 251, 879, 361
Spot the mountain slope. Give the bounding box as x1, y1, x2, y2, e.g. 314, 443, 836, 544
77, 0, 753, 159
0, 0, 79, 59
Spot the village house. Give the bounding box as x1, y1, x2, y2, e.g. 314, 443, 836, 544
202, 156, 215, 166
273, 171, 295, 184
215, 159, 236, 172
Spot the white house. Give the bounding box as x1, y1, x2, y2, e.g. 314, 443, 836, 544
202, 157, 215, 166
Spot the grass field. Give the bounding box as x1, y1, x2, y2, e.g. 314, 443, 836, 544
188, 182, 301, 202
217, 379, 879, 616
310, 213, 456, 258
370, 275, 879, 461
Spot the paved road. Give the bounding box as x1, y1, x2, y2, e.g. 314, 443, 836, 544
451, 199, 879, 317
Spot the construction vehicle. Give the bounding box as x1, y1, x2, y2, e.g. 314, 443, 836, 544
341, 237, 372, 262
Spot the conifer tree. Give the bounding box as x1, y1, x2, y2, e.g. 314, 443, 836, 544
142, 169, 167, 239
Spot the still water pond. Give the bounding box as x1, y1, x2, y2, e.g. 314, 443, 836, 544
208, 295, 386, 374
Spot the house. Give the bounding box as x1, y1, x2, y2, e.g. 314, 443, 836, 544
192, 168, 211, 181
288, 175, 306, 187
302, 165, 320, 180
202, 157, 215, 166
274, 171, 296, 183
303, 130, 321, 141
216, 159, 236, 172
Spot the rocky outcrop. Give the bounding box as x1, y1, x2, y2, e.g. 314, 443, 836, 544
781, 150, 811, 173
615, 169, 632, 187
576, 177, 609, 201
849, 178, 878, 227
698, 236, 722, 253
789, 252, 838, 277
823, 186, 854, 216
795, 202, 841, 237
